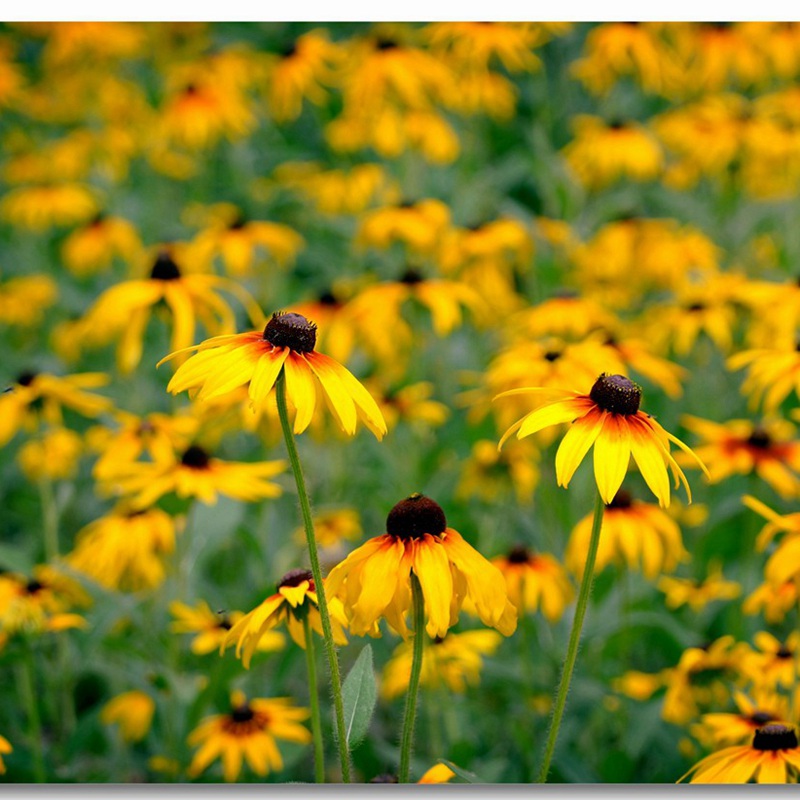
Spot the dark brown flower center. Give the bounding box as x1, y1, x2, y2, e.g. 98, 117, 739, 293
543, 350, 561, 362
217, 616, 233, 631
386, 493, 446, 541
749, 711, 775, 726
181, 445, 210, 469
16, 371, 37, 387
278, 568, 314, 591
589, 373, 642, 415
752, 724, 798, 751
747, 428, 771, 449
280, 41, 298, 59
607, 489, 633, 509
686, 302, 706, 312
25, 580, 44, 594
229, 214, 247, 231
400, 268, 424, 285
263, 311, 317, 353
375, 38, 399, 51
507, 544, 532, 564
230, 703, 255, 723
318, 289, 339, 306
776, 647, 793, 660
150, 251, 181, 281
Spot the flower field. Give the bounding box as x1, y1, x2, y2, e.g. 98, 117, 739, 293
2, 20, 800, 785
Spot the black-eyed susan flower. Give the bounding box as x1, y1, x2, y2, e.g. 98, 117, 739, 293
727, 341, 800, 414
0, 566, 90, 639
744, 579, 800, 624
567, 489, 688, 580
0, 182, 99, 231
0, 370, 112, 447
161, 311, 387, 439
326, 493, 517, 639
743, 495, 800, 586
369, 380, 450, 433
0, 274, 57, 326
61, 213, 141, 277
187, 691, 311, 782
741, 632, 799, 690
456, 439, 540, 505
188, 202, 303, 278
381, 629, 503, 700
103, 443, 285, 509
221, 569, 348, 667
17, 426, 83, 482
692, 690, 792, 748
293, 509, 362, 550
169, 600, 285, 656
78, 246, 262, 374
496, 373, 707, 507
679, 724, 800, 784
658, 562, 742, 612
355, 199, 451, 256
491, 545, 573, 623
66, 507, 177, 592
679, 416, 800, 499
661, 637, 744, 725
563, 116, 663, 190
264, 30, 343, 122
100, 690, 155, 743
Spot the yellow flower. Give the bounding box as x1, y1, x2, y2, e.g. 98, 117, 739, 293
355, 199, 451, 255
568, 489, 688, 580
100, 691, 155, 743
692, 690, 792, 748
417, 763, 456, 783
0, 370, 112, 448
743, 495, 800, 586
369, 380, 450, 433
563, 116, 663, 190
293, 508, 362, 549
187, 692, 311, 782
727, 342, 800, 414
271, 161, 398, 215
66, 507, 177, 592
17, 426, 83, 482
264, 30, 343, 122
61, 213, 141, 277
457, 439, 540, 505
491, 545, 573, 622
679, 416, 800, 499
221, 569, 348, 667
570, 22, 678, 96
0, 274, 57, 326
0, 734, 11, 775
658, 562, 742, 612
0, 566, 90, 639
169, 600, 285, 657
103, 443, 285, 509
679, 724, 800, 784
78, 246, 261, 374
188, 203, 303, 277
161, 311, 387, 440
381, 629, 503, 700
744, 579, 800, 624
0, 182, 98, 230
741, 632, 800, 690
326, 493, 517, 639
496, 373, 707, 507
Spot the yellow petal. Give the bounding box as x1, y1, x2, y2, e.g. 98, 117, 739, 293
592, 414, 632, 504
555, 408, 607, 488
284, 353, 317, 434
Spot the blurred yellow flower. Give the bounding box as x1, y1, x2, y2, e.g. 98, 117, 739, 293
61, 213, 141, 277
17, 427, 83, 482
0, 274, 57, 326
100, 691, 155, 743
658, 562, 741, 612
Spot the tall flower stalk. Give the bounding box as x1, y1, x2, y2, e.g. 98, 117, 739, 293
496, 373, 707, 781
398, 573, 425, 783
276, 373, 351, 782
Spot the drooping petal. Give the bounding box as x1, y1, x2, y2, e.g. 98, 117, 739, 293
628, 416, 672, 507
592, 414, 632, 504
555, 408, 607, 488
284, 352, 317, 434
412, 536, 454, 638
248, 348, 289, 406
303, 352, 357, 435
517, 397, 593, 440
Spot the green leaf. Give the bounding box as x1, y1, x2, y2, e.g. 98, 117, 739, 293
340, 644, 377, 749
437, 759, 483, 784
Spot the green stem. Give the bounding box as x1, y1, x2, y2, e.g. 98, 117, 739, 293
537, 489, 605, 783
399, 573, 425, 783
38, 476, 59, 562
303, 613, 325, 784
18, 641, 46, 783
275, 373, 350, 783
